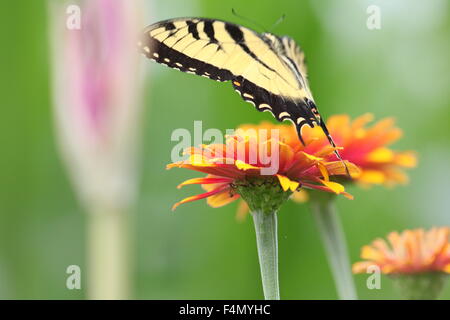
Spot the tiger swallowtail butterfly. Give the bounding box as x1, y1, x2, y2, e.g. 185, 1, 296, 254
139, 17, 348, 171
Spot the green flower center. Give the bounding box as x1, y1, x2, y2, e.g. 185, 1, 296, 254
232, 176, 292, 214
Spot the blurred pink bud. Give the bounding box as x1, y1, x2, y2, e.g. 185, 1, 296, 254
50, 0, 145, 211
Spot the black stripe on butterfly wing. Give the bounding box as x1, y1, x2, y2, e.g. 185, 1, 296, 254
186, 20, 200, 40
140, 31, 234, 82
165, 22, 176, 31
203, 20, 218, 45
224, 23, 276, 73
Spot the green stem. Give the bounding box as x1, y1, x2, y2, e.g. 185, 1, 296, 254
234, 176, 288, 300
252, 210, 280, 300
87, 206, 132, 299
310, 193, 357, 300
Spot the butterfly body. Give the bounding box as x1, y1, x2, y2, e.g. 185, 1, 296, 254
139, 17, 339, 151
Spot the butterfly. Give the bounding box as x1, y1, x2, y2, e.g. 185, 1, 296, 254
139, 17, 347, 169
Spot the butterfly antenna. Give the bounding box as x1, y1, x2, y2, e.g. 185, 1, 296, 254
268, 14, 286, 32
318, 119, 352, 178
231, 8, 268, 33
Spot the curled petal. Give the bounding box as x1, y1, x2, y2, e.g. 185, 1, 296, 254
324, 161, 361, 178
276, 174, 300, 192
206, 189, 240, 208
302, 181, 352, 199
172, 185, 229, 210
317, 162, 329, 181
320, 179, 345, 194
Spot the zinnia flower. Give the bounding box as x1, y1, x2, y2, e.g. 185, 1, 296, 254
167, 122, 359, 210
299, 113, 417, 186
353, 227, 450, 299
353, 227, 450, 274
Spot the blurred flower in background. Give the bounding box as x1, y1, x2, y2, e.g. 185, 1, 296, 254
291, 113, 417, 203
353, 227, 450, 299
292, 114, 417, 299
353, 227, 450, 274
49, 0, 145, 299
300, 114, 417, 186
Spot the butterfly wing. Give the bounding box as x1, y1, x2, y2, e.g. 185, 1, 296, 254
139, 19, 321, 144
141, 18, 227, 81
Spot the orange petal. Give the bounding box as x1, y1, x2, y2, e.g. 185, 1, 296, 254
443, 264, 450, 273
291, 189, 309, 203
206, 189, 240, 208
324, 161, 361, 178
301, 182, 352, 199
361, 245, 385, 261
394, 151, 417, 168
326, 114, 351, 138
302, 152, 323, 162
287, 151, 321, 174
314, 146, 344, 158
235, 200, 250, 221
172, 186, 229, 210
320, 179, 345, 194
366, 148, 395, 163
317, 162, 329, 181
235, 159, 260, 171
301, 126, 325, 145
342, 192, 354, 200
384, 168, 409, 185
278, 141, 295, 170
358, 170, 385, 184
188, 154, 213, 166
167, 162, 245, 180
177, 177, 232, 189
352, 261, 374, 274
351, 113, 374, 131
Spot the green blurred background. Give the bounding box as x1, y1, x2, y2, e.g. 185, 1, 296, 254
0, 0, 449, 299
